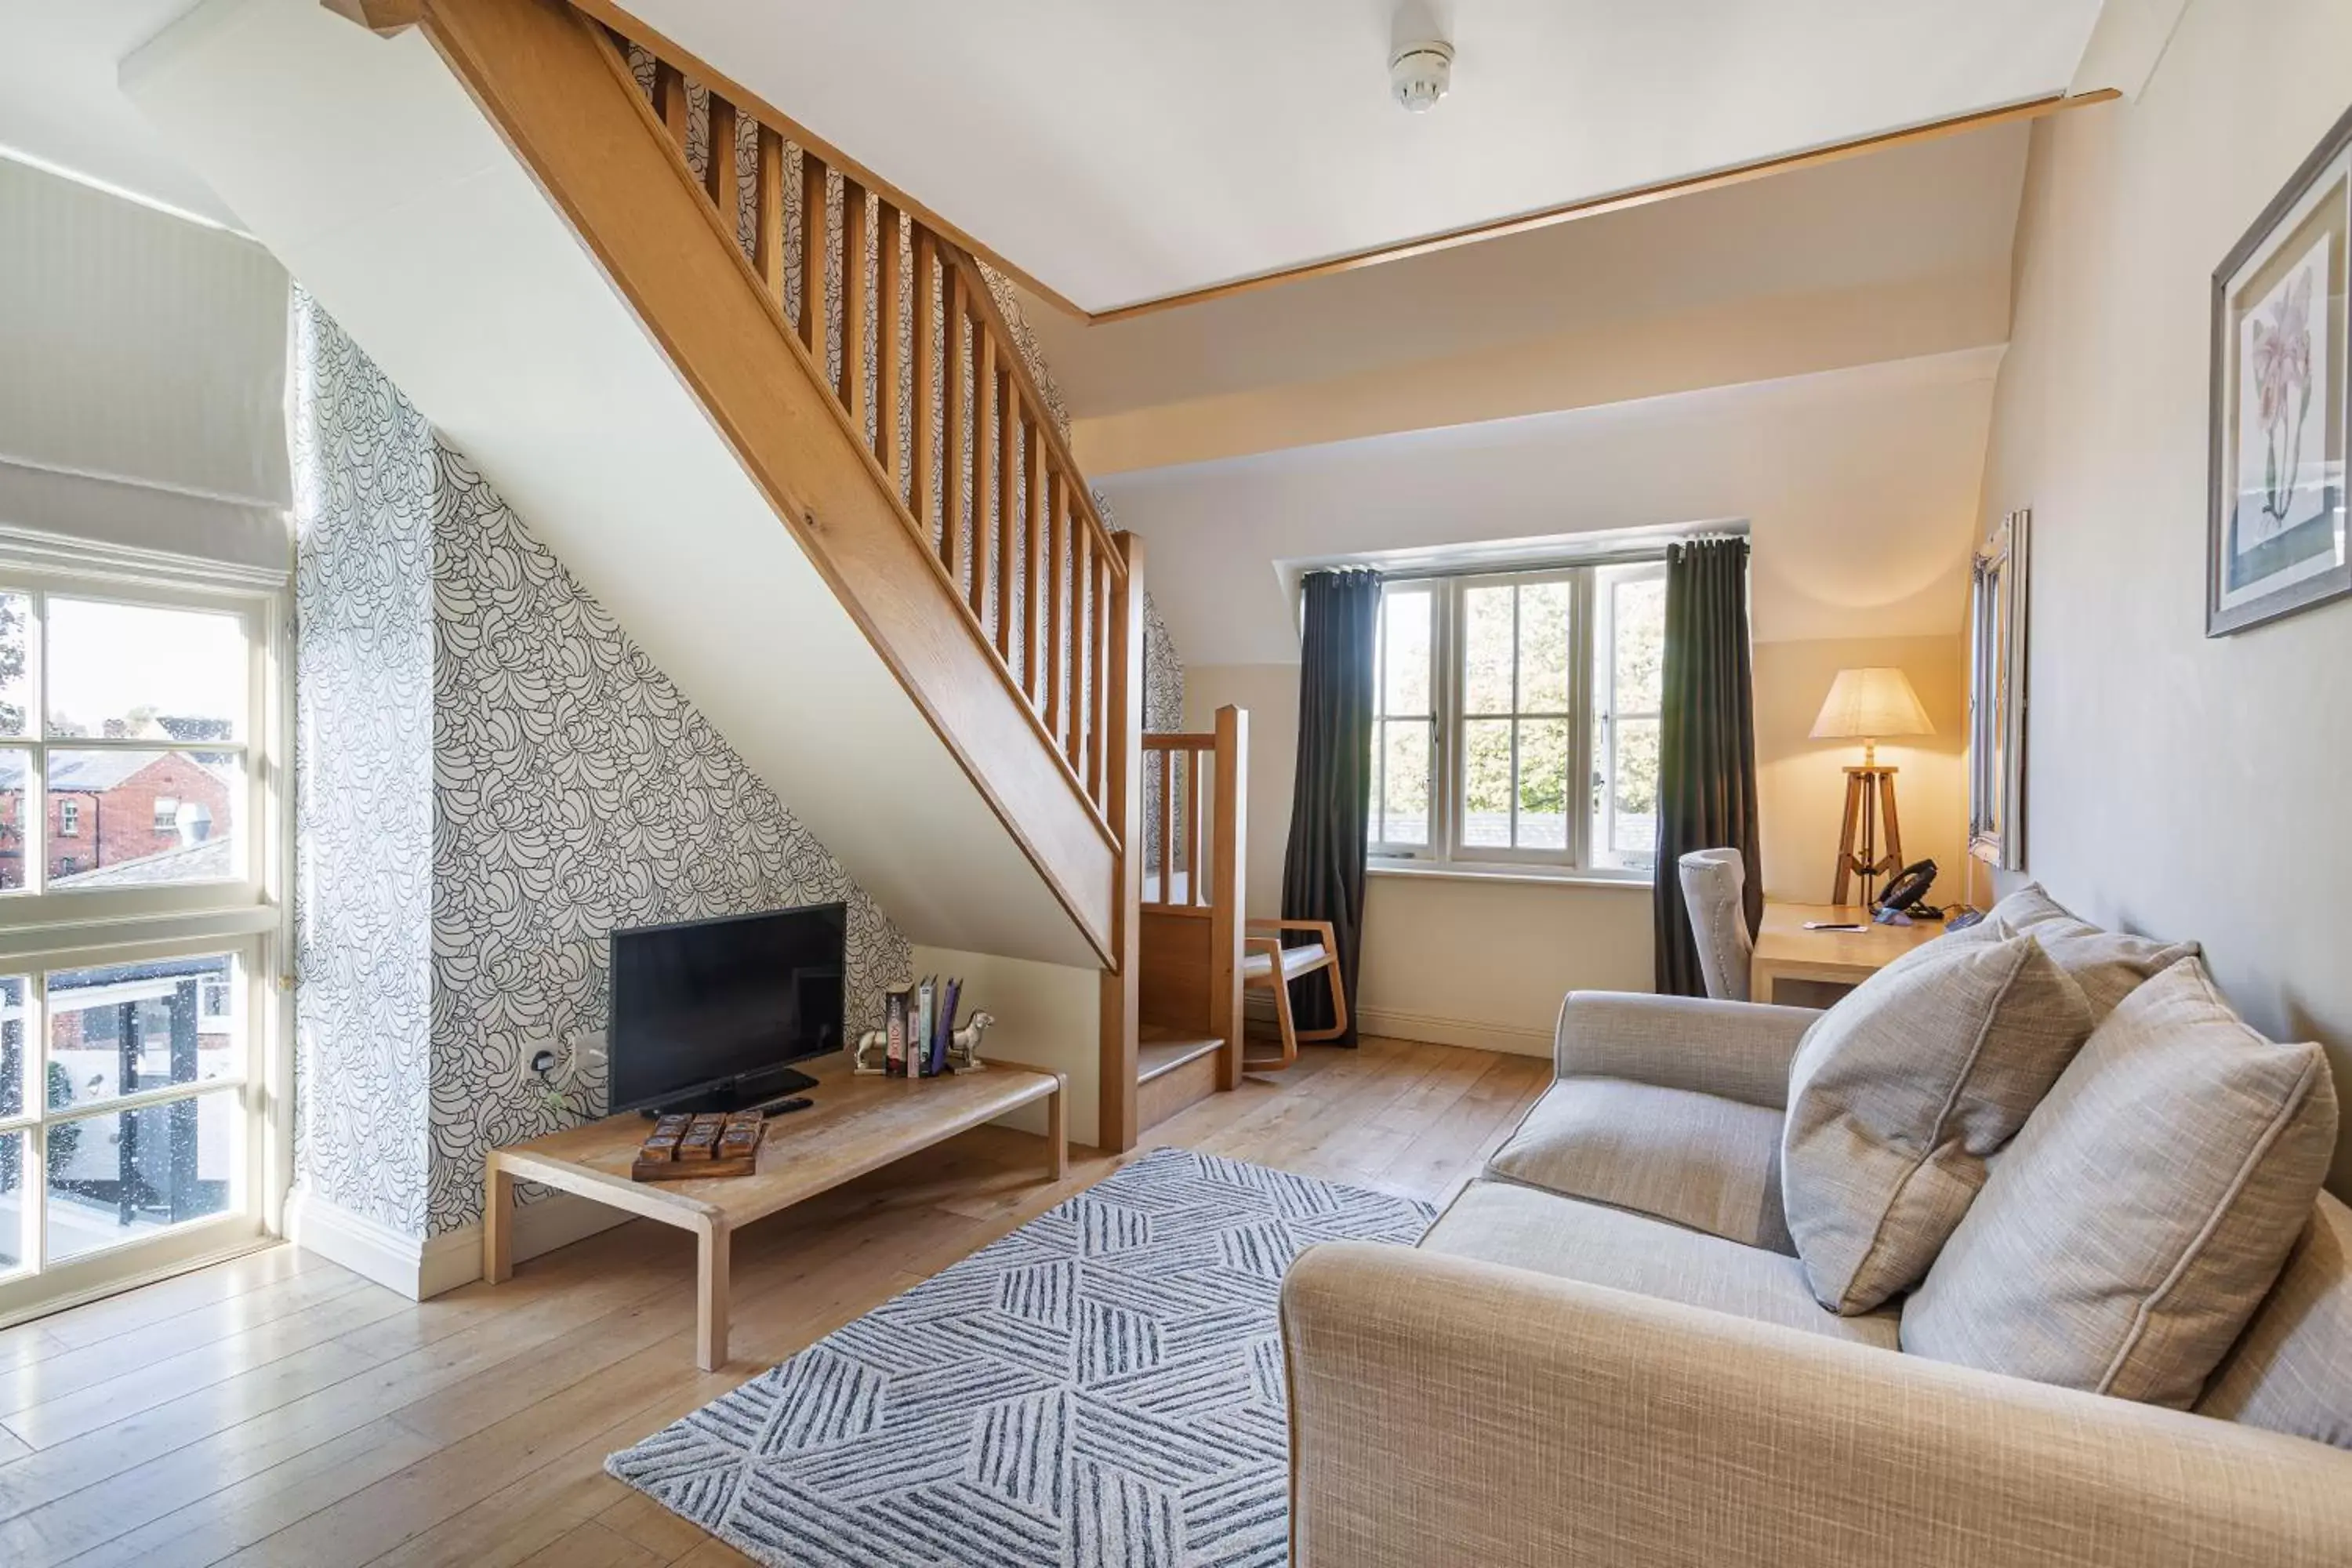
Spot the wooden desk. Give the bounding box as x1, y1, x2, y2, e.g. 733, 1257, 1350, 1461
483, 1052, 1065, 1370
1751, 903, 1945, 1004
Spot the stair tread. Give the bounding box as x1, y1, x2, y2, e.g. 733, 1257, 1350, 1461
1137, 1029, 1225, 1083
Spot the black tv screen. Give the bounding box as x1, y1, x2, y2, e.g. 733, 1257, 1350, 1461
608, 903, 846, 1114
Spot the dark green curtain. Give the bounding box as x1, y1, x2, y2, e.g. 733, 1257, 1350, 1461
1279, 569, 1381, 1042
1654, 538, 1761, 996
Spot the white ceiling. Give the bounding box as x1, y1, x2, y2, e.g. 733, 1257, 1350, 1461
624, 0, 2106, 310
0, 0, 227, 227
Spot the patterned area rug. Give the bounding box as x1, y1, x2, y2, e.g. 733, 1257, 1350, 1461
607, 1147, 1435, 1566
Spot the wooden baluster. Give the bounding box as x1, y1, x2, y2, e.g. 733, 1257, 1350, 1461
838, 179, 869, 430
1192, 748, 1208, 906
944, 267, 970, 592
1047, 471, 1069, 747
1159, 741, 1175, 905
653, 61, 688, 149
1091, 552, 1110, 804
996, 381, 1020, 665
877, 201, 904, 499
913, 228, 939, 537
752, 127, 784, 303
1026, 421, 1048, 706
799, 151, 827, 359
973, 329, 996, 626
702, 94, 736, 221
1073, 527, 1094, 779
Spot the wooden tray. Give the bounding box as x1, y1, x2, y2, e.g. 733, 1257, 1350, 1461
630, 1112, 764, 1181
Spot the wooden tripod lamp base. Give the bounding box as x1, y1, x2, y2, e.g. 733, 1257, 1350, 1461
1833, 764, 1904, 907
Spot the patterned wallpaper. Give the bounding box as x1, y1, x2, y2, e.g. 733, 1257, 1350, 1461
295, 293, 909, 1241
291, 291, 437, 1240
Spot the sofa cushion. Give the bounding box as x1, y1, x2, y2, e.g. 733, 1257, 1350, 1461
1781, 931, 2093, 1315
1903, 959, 2338, 1407
2197, 1192, 2352, 1449
1486, 1077, 1790, 1251
1421, 1178, 1899, 1349
1972, 883, 2200, 1021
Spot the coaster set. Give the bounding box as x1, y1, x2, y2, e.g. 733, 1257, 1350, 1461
631, 1110, 766, 1181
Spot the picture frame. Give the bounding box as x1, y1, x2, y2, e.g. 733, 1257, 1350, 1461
1968, 510, 2029, 871
2209, 103, 2352, 637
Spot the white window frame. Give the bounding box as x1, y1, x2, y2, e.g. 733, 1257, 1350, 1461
0, 530, 289, 1327
1369, 562, 1664, 883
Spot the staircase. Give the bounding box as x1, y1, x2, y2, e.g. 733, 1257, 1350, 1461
129, 0, 1156, 1146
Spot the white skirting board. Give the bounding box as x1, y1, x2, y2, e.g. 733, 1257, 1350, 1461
285, 1186, 631, 1301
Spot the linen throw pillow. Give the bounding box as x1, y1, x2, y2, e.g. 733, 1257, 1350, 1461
1781, 931, 2093, 1315
2197, 1191, 2352, 1448
1970, 883, 2200, 1021
1902, 958, 2338, 1408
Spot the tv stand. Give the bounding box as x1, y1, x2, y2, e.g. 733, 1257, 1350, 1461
484, 1052, 1066, 1370
639, 1065, 819, 1119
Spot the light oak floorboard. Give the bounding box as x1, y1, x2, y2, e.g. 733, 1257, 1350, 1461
9, 1038, 1539, 1567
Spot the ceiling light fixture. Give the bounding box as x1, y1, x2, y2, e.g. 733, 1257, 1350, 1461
1389, 38, 1454, 113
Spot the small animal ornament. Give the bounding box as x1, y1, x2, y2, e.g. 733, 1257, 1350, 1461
947, 1011, 996, 1071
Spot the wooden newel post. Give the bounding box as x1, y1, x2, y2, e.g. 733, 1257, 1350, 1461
1098, 533, 1145, 1153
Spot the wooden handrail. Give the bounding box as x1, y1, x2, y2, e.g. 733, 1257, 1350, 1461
1142, 732, 1217, 751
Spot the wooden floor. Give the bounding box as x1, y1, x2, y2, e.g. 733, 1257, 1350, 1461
0, 1036, 1548, 1568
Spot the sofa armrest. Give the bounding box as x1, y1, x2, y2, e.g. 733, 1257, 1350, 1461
1283, 1243, 2352, 1568
1553, 989, 1817, 1107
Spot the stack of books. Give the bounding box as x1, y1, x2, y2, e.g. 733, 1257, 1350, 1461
883, 975, 961, 1078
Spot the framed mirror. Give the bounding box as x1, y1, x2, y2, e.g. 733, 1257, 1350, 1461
1968, 510, 2030, 870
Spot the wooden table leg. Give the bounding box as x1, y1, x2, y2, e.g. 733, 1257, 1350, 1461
484, 1157, 514, 1285
696, 1221, 731, 1372
1045, 1075, 1067, 1181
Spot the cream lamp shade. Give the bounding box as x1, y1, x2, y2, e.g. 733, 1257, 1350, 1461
1810, 666, 1933, 746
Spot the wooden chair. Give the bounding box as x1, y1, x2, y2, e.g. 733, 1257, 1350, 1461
1242, 917, 1348, 1071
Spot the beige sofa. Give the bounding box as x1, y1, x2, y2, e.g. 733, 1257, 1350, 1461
1281, 990, 2352, 1566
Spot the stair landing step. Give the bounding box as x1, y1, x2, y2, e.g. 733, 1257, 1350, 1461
1138, 1028, 1225, 1083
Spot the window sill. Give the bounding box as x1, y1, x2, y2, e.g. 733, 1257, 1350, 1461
1367, 862, 1654, 891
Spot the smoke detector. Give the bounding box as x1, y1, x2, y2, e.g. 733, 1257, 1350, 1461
1389, 38, 1454, 112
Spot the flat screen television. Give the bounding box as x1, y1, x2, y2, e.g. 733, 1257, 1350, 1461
608, 902, 847, 1115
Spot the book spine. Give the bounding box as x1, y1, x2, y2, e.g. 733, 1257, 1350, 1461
935, 978, 960, 1073
915, 978, 934, 1078
885, 988, 906, 1076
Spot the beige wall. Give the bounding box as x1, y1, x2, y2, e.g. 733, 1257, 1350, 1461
1976, 0, 2352, 1192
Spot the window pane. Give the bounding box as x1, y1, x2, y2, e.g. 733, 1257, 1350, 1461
0, 593, 27, 739
1462, 586, 1514, 716
1516, 718, 1569, 850
1381, 589, 1432, 717
1462, 718, 1512, 846
47, 956, 239, 1112
1517, 582, 1572, 713
1613, 717, 1661, 861
45, 1091, 235, 1263
0, 976, 24, 1121
1614, 576, 1664, 713
45, 750, 238, 888
0, 1130, 21, 1271
0, 748, 28, 892
46, 599, 245, 742
1382, 721, 1429, 845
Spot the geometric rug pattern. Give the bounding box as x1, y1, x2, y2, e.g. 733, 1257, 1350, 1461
606, 1147, 1436, 1566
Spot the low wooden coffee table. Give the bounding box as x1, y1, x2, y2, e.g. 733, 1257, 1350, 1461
483, 1053, 1065, 1370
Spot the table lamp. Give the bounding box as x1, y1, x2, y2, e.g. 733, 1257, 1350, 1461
1809, 666, 1933, 906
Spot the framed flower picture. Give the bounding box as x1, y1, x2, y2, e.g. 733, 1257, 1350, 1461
2209, 104, 2352, 636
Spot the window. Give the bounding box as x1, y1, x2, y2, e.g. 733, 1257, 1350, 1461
1369, 562, 1668, 877
0, 553, 283, 1317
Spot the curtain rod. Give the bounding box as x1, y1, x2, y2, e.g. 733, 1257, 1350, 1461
1298, 528, 1748, 586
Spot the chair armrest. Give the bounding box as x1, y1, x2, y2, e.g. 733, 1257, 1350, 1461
1553, 989, 1817, 1108
1246, 917, 1337, 945
1283, 1243, 2352, 1568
